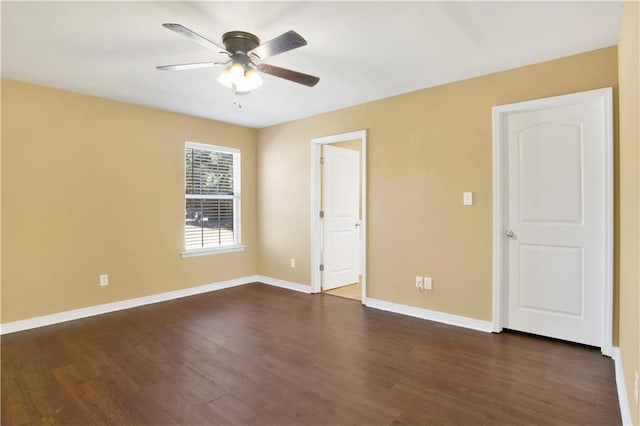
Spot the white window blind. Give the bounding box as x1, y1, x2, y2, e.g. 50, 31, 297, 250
185, 142, 241, 251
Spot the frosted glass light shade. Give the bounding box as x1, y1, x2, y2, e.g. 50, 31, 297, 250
217, 63, 263, 93
234, 69, 263, 93
217, 63, 244, 88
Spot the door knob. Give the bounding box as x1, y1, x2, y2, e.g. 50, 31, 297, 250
505, 229, 515, 238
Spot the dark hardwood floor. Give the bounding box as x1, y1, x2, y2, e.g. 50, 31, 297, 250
2, 283, 621, 425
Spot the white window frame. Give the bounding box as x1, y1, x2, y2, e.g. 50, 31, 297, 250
181, 141, 245, 258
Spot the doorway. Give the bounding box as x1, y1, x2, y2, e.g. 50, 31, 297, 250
492, 88, 613, 355
311, 130, 367, 303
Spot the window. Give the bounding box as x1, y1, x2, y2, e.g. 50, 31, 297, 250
183, 142, 243, 256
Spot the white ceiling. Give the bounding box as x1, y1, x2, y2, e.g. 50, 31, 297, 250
1, 1, 622, 129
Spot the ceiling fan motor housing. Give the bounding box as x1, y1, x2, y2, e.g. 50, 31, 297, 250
222, 31, 260, 55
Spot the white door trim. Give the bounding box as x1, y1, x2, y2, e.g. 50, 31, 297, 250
491, 88, 613, 356
311, 130, 367, 303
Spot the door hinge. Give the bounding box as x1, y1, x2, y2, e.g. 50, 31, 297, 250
320, 156, 325, 165
319, 264, 324, 271
319, 210, 324, 218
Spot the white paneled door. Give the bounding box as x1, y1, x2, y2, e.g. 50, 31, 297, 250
322, 145, 360, 291
499, 89, 612, 347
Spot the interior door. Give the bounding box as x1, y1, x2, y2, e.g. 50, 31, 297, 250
504, 92, 608, 346
322, 144, 359, 290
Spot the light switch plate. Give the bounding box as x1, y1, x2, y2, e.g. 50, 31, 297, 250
424, 277, 432, 290
463, 192, 473, 205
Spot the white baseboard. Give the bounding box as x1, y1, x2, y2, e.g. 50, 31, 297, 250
0, 276, 258, 335
366, 298, 493, 333
612, 346, 634, 426
256, 275, 311, 294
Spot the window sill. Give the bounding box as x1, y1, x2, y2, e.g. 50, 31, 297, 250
181, 245, 247, 258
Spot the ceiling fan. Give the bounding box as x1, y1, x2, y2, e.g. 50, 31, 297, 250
157, 23, 320, 94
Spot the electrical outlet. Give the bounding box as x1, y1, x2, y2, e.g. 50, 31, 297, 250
99, 274, 109, 287
424, 276, 432, 290
634, 371, 638, 406
415, 276, 423, 290
290, 258, 296, 268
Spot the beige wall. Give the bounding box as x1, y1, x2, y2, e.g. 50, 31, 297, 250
257, 46, 618, 322
618, 1, 640, 423
1, 78, 3, 324
1, 79, 258, 323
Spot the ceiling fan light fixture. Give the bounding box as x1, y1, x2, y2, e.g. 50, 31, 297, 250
216, 61, 262, 93
216, 62, 243, 88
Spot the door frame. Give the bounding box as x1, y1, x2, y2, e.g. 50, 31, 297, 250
310, 130, 367, 303
491, 88, 613, 356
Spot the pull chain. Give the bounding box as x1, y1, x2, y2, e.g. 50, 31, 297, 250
232, 89, 242, 109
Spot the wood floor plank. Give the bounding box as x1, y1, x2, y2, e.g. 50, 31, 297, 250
2, 283, 622, 425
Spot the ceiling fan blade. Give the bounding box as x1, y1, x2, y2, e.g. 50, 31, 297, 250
156, 62, 220, 71
162, 23, 228, 53
257, 64, 319, 87
249, 30, 307, 60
